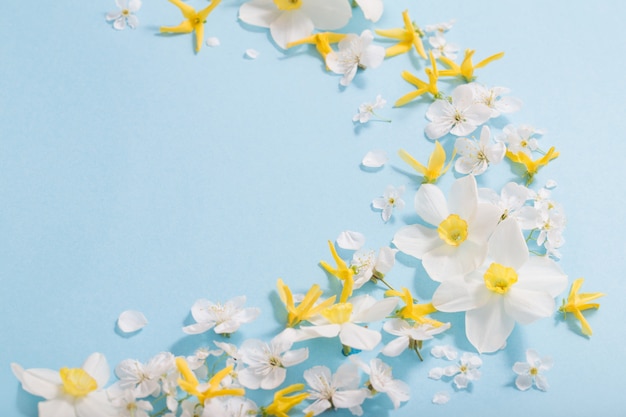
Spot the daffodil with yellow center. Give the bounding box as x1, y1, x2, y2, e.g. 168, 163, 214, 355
59, 367, 98, 397
559, 278, 605, 336
483, 263, 518, 294
506, 146, 559, 185
261, 383, 309, 417
273, 0, 302, 10
398, 140, 455, 184
437, 214, 468, 246
160, 0, 221, 53
439, 49, 504, 82
375, 9, 427, 58
276, 278, 336, 327
176, 357, 244, 403
395, 51, 441, 106
286, 32, 347, 69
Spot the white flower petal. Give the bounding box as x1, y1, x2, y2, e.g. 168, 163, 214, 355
515, 374, 532, 391
423, 240, 486, 281
337, 230, 366, 250
206, 37, 220, 47
381, 335, 409, 357
504, 287, 555, 325
269, 10, 314, 49
126, 14, 139, 29
392, 224, 440, 260
448, 174, 478, 220
117, 310, 148, 333
245, 48, 260, 59
16, 367, 60, 399
432, 279, 484, 312
415, 183, 449, 225
534, 374, 549, 391
355, 0, 383, 22
352, 295, 398, 323
300, 0, 352, 29
428, 367, 444, 379
362, 150, 388, 168
339, 322, 381, 351
238, 0, 281, 28
466, 299, 515, 353
182, 322, 214, 335
488, 218, 529, 270
281, 347, 309, 367
81, 352, 109, 388
516, 256, 567, 297
39, 399, 77, 417
261, 367, 287, 390
432, 391, 451, 404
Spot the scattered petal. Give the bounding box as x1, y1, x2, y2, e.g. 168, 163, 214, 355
362, 150, 388, 168
432, 391, 451, 405
430, 345, 458, 360
245, 48, 260, 59
337, 231, 366, 250
206, 37, 220, 47
117, 310, 148, 333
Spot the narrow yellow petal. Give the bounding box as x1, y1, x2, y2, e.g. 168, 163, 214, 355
400, 70, 427, 88
426, 141, 446, 177
160, 21, 194, 33
398, 149, 427, 175
395, 90, 426, 107
474, 51, 505, 68
385, 42, 412, 57
375, 28, 411, 40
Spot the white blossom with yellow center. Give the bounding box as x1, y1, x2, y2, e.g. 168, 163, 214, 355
433, 218, 568, 353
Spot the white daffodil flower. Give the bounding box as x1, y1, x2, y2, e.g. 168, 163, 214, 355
354, 0, 383, 22
11, 352, 116, 417
183, 295, 260, 335
479, 182, 541, 230
432, 218, 568, 353
350, 246, 397, 288
303, 364, 369, 416
381, 319, 450, 357
238, 0, 351, 49
469, 83, 522, 118
513, 349, 553, 391
294, 295, 398, 351
326, 30, 385, 87
109, 389, 153, 417
238, 336, 308, 390
351, 357, 410, 410
372, 185, 405, 222
106, 0, 141, 30
425, 84, 491, 140
454, 125, 506, 176
393, 175, 501, 282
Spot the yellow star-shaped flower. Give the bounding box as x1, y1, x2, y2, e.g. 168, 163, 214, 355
375, 10, 426, 59
398, 141, 455, 184
386, 287, 444, 327
262, 384, 309, 417
506, 146, 559, 185
286, 32, 348, 69
160, 0, 221, 53
320, 240, 355, 303
176, 357, 244, 403
559, 278, 605, 336
276, 279, 336, 328
395, 51, 440, 106
438, 49, 504, 82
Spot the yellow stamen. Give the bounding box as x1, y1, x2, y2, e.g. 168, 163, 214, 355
59, 368, 97, 397
273, 0, 302, 11
437, 214, 468, 246
483, 263, 518, 294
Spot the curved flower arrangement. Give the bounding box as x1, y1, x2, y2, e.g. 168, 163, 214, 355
14, 1, 606, 416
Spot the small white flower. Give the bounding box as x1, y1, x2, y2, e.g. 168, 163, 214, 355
303, 364, 369, 416
499, 124, 544, 156
336, 230, 366, 250
352, 357, 410, 409
432, 391, 451, 405
381, 319, 450, 357
110, 389, 153, 417
424, 19, 456, 33
202, 396, 259, 417
478, 182, 541, 230
430, 345, 458, 360
443, 352, 482, 389
469, 83, 522, 118
425, 84, 491, 140
353, 95, 387, 124
350, 246, 397, 288
454, 126, 506, 176
428, 32, 459, 59
106, 0, 141, 30
353, 0, 383, 22
117, 310, 148, 333
513, 349, 553, 391
115, 352, 177, 398
183, 295, 260, 335
326, 30, 385, 87
372, 185, 405, 222
238, 336, 309, 390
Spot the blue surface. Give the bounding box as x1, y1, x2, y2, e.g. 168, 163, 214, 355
1, 0, 625, 415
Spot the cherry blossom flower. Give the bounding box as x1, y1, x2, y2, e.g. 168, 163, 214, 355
202, 396, 259, 417
353, 95, 389, 123
183, 295, 260, 335
513, 349, 553, 391
372, 185, 405, 222
469, 83, 522, 118
238, 336, 309, 390
393, 175, 501, 282
424, 19, 456, 33
303, 364, 369, 416
478, 182, 541, 231
352, 357, 410, 409
326, 30, 385, 87
499, 124, 544, 156
109, 389, 153, 417
381, 318, 450, 358
432, 218, 568, 352
354, 0, 384, 22
429, 352, 482, 389
350, 246, 397, 289
238, 0, 351, 50
425, 84, 491, 140
11, 352, 116, 417
559, 278, 605, 336
114, 352, 177, 398
454, 125, 506, 176
428, 32, 459, 59
106, 0, 141, 30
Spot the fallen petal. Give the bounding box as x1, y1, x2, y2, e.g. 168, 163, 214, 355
117, 310, 148, 333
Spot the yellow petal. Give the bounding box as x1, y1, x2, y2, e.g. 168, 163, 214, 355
398, 149, 427, 175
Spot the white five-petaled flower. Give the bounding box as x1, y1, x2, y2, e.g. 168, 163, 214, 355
326, 30, 385, 87
429, 352, 482, 389
353, 95, 387, 124
303, 364, 369, 416
350, 246, 397, 289
202, 396, 259, 417
425, 84, 491, 140
432, 218, 568, 353
479, 182, 541, 231
11, 352, 117, 417
183, 295, 260, 335
454, 125, 506, 176
351, 357, 410, 410
469, 83, 522, 118
499, 124, 544, 156
238, 336, 309, 390
513, 349, 553, 391
393, 175, 501, 282
428, 32, 459, 59
106, 0, 141, 30
381, 319, 451, 357
424, 19, 456, 33
238, 0, 352, 49
114, 352, 177, 399
108, 388, 153, 417
354, 0, 384, 22
372, 185, 405, 222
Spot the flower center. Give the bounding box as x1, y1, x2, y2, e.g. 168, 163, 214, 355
530, 367, 538, 376
273, 0, 302, 11
321, 303, 353, 324
122, 9, 130, 16
59, 367, 97, 397
483, 262, 518, 294
437, 214, 468, 246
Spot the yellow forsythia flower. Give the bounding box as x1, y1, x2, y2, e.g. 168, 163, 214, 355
559, 278, 605, 336
375, 10, 427, 59
438, 49, 504, 82
506, 146, 559, 185
160, 0, 221, 53
398, 141, 455, 184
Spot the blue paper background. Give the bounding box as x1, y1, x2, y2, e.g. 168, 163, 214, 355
1, 0, 625, 416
